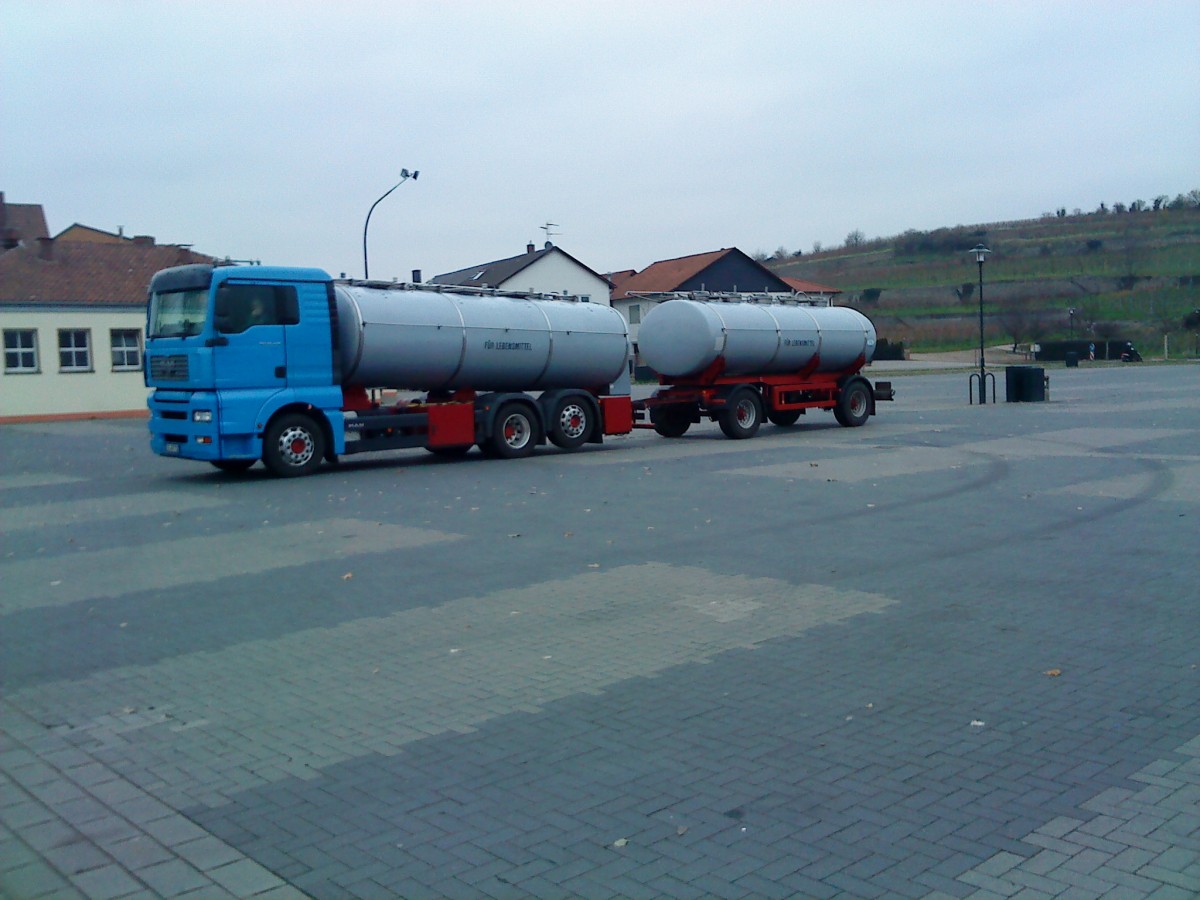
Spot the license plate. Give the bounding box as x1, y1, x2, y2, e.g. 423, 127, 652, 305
165, 443, 180, 455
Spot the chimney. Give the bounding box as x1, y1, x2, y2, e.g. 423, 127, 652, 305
37, 236, 55, 260
132, 235, 154, 246
526, 242, 535, 254
411, 269, 422, 283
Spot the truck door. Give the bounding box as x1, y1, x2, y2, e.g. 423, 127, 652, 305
211, 281, 299, 392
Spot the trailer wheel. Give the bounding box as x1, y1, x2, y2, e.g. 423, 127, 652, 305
263, 412, 325, 477
651, 405, 692, 438
834, 380, 871, 427
548, 397, 591, 449
210, 459, 256, 473
489, 402, 539, 459
719, 388, 762, 439
767, 409, 801, 427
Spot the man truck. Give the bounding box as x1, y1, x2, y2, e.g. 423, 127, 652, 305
143, 266, 891, 477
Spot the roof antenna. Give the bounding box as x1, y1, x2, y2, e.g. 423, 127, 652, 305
540, 222, 559, 247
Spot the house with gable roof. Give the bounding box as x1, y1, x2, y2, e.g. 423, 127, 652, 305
431, 241, 613, 306
609, 247, 794, 346
1, 193, 213, 420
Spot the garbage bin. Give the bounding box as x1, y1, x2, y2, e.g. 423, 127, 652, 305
1024, 366, 1045, 401
1065, 352, 1079, 368
1006, 366, 1046, 402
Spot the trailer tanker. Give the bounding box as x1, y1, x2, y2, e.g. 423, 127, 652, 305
334, 284, 630, 392
637, 298, 876, 379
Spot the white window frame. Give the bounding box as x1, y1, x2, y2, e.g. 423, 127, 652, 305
58, 329, 92, 373
4, 328, 40, 374
110, 328, 143, 371
628, 303, 641, 325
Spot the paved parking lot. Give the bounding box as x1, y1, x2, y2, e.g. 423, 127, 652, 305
2, 363, 1198, 899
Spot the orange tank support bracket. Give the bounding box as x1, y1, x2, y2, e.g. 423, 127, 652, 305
427, 402, 476, 447
663, 355, 726, 386
599, 395, 634, 435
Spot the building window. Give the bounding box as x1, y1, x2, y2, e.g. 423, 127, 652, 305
580, 294, 591, 303
111, 329, 142, 371
4, 329, 39, 373
629, 304, 641, 325
58, 329, 92, 372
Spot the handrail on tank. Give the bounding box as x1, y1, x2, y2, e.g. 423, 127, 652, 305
626, 290, 826, 306
337, 278, 588, 303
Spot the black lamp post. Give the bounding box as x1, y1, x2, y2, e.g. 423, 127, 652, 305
1068, 307, 1076, 337
971, 244, 991, 404
362, 169, 419, 280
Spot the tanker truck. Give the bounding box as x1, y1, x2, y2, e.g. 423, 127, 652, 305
144, 264, 633, 476
630, 292, 893, 438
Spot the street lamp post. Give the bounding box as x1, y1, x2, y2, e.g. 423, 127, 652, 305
362, 169, 419, 280
1068, 307, 1076, 337
971, 244, 991, 404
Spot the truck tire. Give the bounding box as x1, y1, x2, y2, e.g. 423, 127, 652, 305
834, 380, 871, 427
548, 397, 592, 449
210, 459, 256, 473
263, 412, 326, 477
651, 404, 692, 438
767, 409, 801, 427
488, 402, 539, 459
719, 388, 762, 439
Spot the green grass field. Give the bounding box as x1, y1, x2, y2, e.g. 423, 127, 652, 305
770, 207, 1200, 353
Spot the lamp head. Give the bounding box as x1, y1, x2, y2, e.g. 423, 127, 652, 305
971, 244, 991, 264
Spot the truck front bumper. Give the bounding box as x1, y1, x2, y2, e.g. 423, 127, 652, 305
147, 390, 258, 462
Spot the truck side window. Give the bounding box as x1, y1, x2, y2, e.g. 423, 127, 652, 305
217, 285, 300, 334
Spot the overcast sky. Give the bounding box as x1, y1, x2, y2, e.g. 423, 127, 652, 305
4, 1, 1198, 282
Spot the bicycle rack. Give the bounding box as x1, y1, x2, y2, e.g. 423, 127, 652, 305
968, 371, 996, 405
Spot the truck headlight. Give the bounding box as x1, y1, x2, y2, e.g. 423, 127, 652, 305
193, 410, 213, 423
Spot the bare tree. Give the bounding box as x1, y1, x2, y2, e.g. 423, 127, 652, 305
998, 298, 1039, 351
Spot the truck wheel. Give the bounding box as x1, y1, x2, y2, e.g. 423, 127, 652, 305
263, 412, 325, 477
767, 409, 801, 427
548, 397, 591, 449
489, 402, 539, 459
651, 405, 692, 438
835, 380, 871, 427
211, 459, 256, 473
719, 388, 762, 439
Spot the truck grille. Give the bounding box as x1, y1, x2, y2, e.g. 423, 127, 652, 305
150, 354, 188, 381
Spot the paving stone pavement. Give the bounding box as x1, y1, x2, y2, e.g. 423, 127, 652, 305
2, 363, 1198, 898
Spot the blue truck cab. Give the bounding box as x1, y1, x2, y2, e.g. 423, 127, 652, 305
145, 264, 346, 472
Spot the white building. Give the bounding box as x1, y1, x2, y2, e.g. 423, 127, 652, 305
0, 205, 212, 420
431, 242, 613, 306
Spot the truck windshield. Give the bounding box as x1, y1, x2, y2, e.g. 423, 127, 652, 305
148, 288, 209, 338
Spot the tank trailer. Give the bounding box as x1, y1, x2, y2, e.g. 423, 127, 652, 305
631, 292, 894, 438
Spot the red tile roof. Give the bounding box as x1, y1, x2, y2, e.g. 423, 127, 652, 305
605, 269, 638, 296
0, 193, 49, 248
0, 238, 214, 305
782, 276, 842, 294
611, 248, 734, 300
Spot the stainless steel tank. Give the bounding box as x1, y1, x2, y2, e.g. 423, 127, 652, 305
637, 298, 877, 378
334, 285, 630, 391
